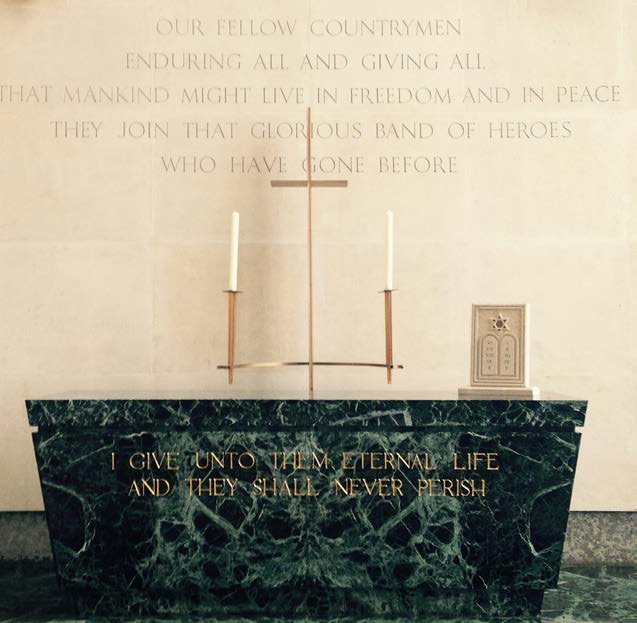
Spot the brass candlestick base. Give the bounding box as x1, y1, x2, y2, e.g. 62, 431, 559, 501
218, 288, 403, 386
224, 290, 240, 384
383, 289, 395, 384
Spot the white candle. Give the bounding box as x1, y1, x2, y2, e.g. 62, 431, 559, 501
229, 211, 240, 291
385, 210, 393, 291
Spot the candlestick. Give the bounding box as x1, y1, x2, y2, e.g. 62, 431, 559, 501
384, 289, 393, 384
229, 211, 240, 291
227, 290, 237, 383
385, 210, 394, 291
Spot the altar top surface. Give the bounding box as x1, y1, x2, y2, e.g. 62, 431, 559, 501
24, 389, 583, 401
26, 392, 587, 430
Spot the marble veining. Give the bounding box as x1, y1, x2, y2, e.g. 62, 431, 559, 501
27, 399, 586, 430
26, 399, 586, 618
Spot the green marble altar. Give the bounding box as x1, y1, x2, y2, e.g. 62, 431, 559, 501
26, 397, 586, 618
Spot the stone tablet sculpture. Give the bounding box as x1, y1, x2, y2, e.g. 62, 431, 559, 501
459, 304, 540, 399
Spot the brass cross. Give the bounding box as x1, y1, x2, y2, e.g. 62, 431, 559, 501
271, 107, 349, 398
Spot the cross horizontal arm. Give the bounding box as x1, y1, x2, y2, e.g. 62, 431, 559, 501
270, 180, 348, 188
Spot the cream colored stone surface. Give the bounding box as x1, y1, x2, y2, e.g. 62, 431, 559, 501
0, 0, 635, 511
469, 305, 528, 387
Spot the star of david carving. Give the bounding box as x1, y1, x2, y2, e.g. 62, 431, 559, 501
491, 313, 510, 333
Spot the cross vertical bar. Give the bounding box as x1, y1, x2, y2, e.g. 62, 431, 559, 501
306, 107, 314, 399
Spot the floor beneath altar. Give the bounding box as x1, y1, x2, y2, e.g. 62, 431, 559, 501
0, 564, 634, 623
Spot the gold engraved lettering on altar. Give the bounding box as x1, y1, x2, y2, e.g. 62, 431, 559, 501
112, 449, 501, 499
